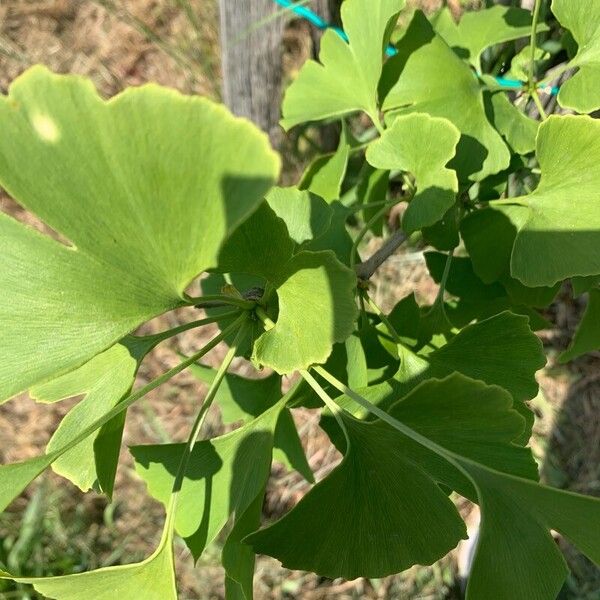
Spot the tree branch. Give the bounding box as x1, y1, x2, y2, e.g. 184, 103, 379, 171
354, 229, 407, 281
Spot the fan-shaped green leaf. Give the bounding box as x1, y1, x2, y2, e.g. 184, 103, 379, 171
381, 11, 510, 181
188, 364, 313, 481
253, 251, 358, 373
433, 5, 546, 70
345, 311, 543, 445
0, 529, 176, 600
320, 374, 600, 600
461, 462, 600, 600
247, 412, 467, 579
366, 113, 459, 232
215, 201, 294, 282
388, 375, 538, 481
553, 0, 600, 113
461, 205, 560, 304
560, 288, 600, 362
280, 0, 405, 129
266, 187, 332, 245
299, 142, 350, 203
0, 66, 279, 402
223, 489, 264, 600
31, 342, 138, 494
508, 116, 600, 286
132, 399, 284, 559
488, 90, 538, 155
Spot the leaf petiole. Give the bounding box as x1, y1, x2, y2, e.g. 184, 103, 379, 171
364, 294, 402, 344
136, 311, 242, 345
48, 314, 249, 469
169, 318, 250, 508
255, 305, 276, 330
185, 294, 256, 310
312, 365, 449, 459
300, 369, 350, 448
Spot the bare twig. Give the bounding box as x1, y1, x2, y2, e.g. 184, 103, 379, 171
354, 229, 407, 281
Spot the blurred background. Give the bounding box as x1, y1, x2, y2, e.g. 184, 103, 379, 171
0, 1, 598, 598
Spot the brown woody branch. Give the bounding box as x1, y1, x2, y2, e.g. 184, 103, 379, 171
354, 229, 407, 281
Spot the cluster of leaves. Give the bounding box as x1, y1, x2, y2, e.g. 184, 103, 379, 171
0, 0, 599, 598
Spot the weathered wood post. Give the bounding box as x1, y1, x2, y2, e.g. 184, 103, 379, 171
218, 0, 340, 145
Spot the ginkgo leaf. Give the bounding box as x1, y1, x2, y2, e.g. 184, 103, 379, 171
388, 375, 538, 482
404, 311, 544, 404
487, 90, 539, 155
0, 454, 57, 514
357, 164, 390, 237
425, 252, 551, 331
460, 462, 600, 600
223, 489, 265, 600
301, 202, 355, 266
280, 0, 405, 129
248, 375, 538, 578
508, 116, 600, 286
266, 187, 332, 245
316, 374, 600, 599
560, 289, 600, 362
247, 410, 467, 579
31, 342, 139, 494
0, 529, 176, 600
381, 11, 510, 181
132, 399, 284, 560
432, 5, 546, 70
341, 311, 543, 446
187, 364, 313, 481
253, 251, 358, 374
461, 205, 560, 304
553, 0, 600, 113
366, 113, 459, 232
0, 66, 279, 402
299, 142, 350, 203
215, 201, 294, 283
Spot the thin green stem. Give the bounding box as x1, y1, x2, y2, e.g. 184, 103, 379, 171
185, 294, 256, 310
359, 293, 369, 330
369, 111, 385, 136
348, 140, 373, 155
538, 62, 570, 87
529, 0, 543, 87
350, 203, 392, 270
531, 88, 549, 120
300, 370, 350, 448
433, 250, 453, 308
170, 319, 249, 499
136, 311, 240, 345
347, 198, 397, 215
527, 0, 549, 122
49, 314, 248, 462
365, 294, 401, 344
255, 306, 276, 330
313, 366, 445, 457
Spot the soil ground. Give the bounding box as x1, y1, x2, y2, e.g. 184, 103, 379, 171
0, 1, 598, 599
